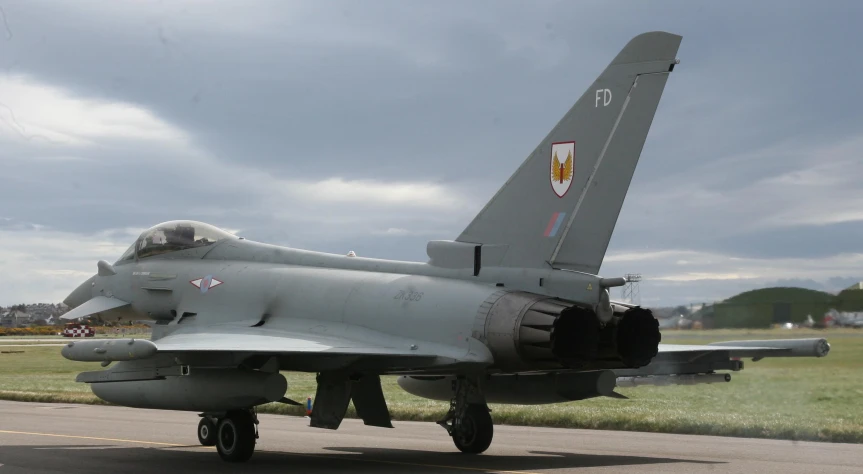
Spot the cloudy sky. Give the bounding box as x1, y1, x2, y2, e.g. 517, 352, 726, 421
0, 0, 861, 306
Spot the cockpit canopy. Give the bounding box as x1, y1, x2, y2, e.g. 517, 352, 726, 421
117, 220, 237, 262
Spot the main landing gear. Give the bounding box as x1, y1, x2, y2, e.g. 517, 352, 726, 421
437, 377, 494, 454
198, 409, 258, 462
197, 417, 216, 446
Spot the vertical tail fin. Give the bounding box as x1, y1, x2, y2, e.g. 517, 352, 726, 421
457, 31, 681, 274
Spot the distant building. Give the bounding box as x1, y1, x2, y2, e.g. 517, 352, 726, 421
837, 282, 863, 312
0, 310, 32, 328
711, 284, 863, 328
713, 287, 835, 328
0, 303, 74, 327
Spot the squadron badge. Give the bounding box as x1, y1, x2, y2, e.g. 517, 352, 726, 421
550, 141, 575, 198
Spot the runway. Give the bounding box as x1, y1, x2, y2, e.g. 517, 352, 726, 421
0, 401, 859, 473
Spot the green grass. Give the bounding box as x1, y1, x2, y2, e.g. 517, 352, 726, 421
0, 335, 144, 343
1, 329, 861, 443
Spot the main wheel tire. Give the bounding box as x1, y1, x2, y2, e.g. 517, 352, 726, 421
452, 404, 493, 454
216, 410, 256, 462
197, 417, 217, 446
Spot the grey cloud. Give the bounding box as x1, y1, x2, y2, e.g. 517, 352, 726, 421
605, 131, 863, 263
624, 275, 862, 308
708, 221, 863, 259
1, 1, 597, 183
1, 1, 862, 305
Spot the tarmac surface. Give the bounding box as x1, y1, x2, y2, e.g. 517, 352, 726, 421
0, 400, 860, 473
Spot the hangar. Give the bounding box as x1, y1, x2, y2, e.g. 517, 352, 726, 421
712, 283, 863, 328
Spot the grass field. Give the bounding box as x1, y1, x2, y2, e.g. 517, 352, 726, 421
1, 329, 861, 443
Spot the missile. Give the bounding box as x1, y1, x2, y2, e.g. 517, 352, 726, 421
707, 338, 830, 358
61, 338, 157, 362
398, 370, 621, 405
616, 373, 730, 388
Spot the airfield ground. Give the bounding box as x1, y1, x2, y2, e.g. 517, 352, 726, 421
2, 400, 861, 474
1, 329, 861, 443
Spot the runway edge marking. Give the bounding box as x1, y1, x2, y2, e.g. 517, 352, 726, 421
0, 430, 182, 447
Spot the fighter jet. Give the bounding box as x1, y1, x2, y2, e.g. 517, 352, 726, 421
657, 314, 694, 330
60, 32, 830, 463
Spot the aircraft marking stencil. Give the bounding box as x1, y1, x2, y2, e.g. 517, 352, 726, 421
190, 275, 223, 293
543, 212, 567, 237
56, 32, 832, 464
550, 141, 575, 197
595, 88, 613, 107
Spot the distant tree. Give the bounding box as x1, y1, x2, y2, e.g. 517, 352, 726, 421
673, 305, 691, 316
33, 319, 47, 326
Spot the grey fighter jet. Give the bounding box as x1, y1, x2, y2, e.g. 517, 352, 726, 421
60, 32, 830, 463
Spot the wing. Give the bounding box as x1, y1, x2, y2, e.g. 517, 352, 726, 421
614, 338, 830, 378
154, 326, 417, 356
660, 338, 830, 358
145, 320, 492, 373
563, 151, 573, 181
551, 152, 561, 182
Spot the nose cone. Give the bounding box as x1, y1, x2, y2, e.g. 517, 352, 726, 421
64, 275, 96, 308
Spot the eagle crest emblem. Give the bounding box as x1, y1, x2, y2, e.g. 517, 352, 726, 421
550, 141, 575, 198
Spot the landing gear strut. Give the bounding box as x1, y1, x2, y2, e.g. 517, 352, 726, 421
199, 409, 259, 462
437, 376, 493, 454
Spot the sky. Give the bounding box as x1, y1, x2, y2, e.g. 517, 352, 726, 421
0, 0, 861, 306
